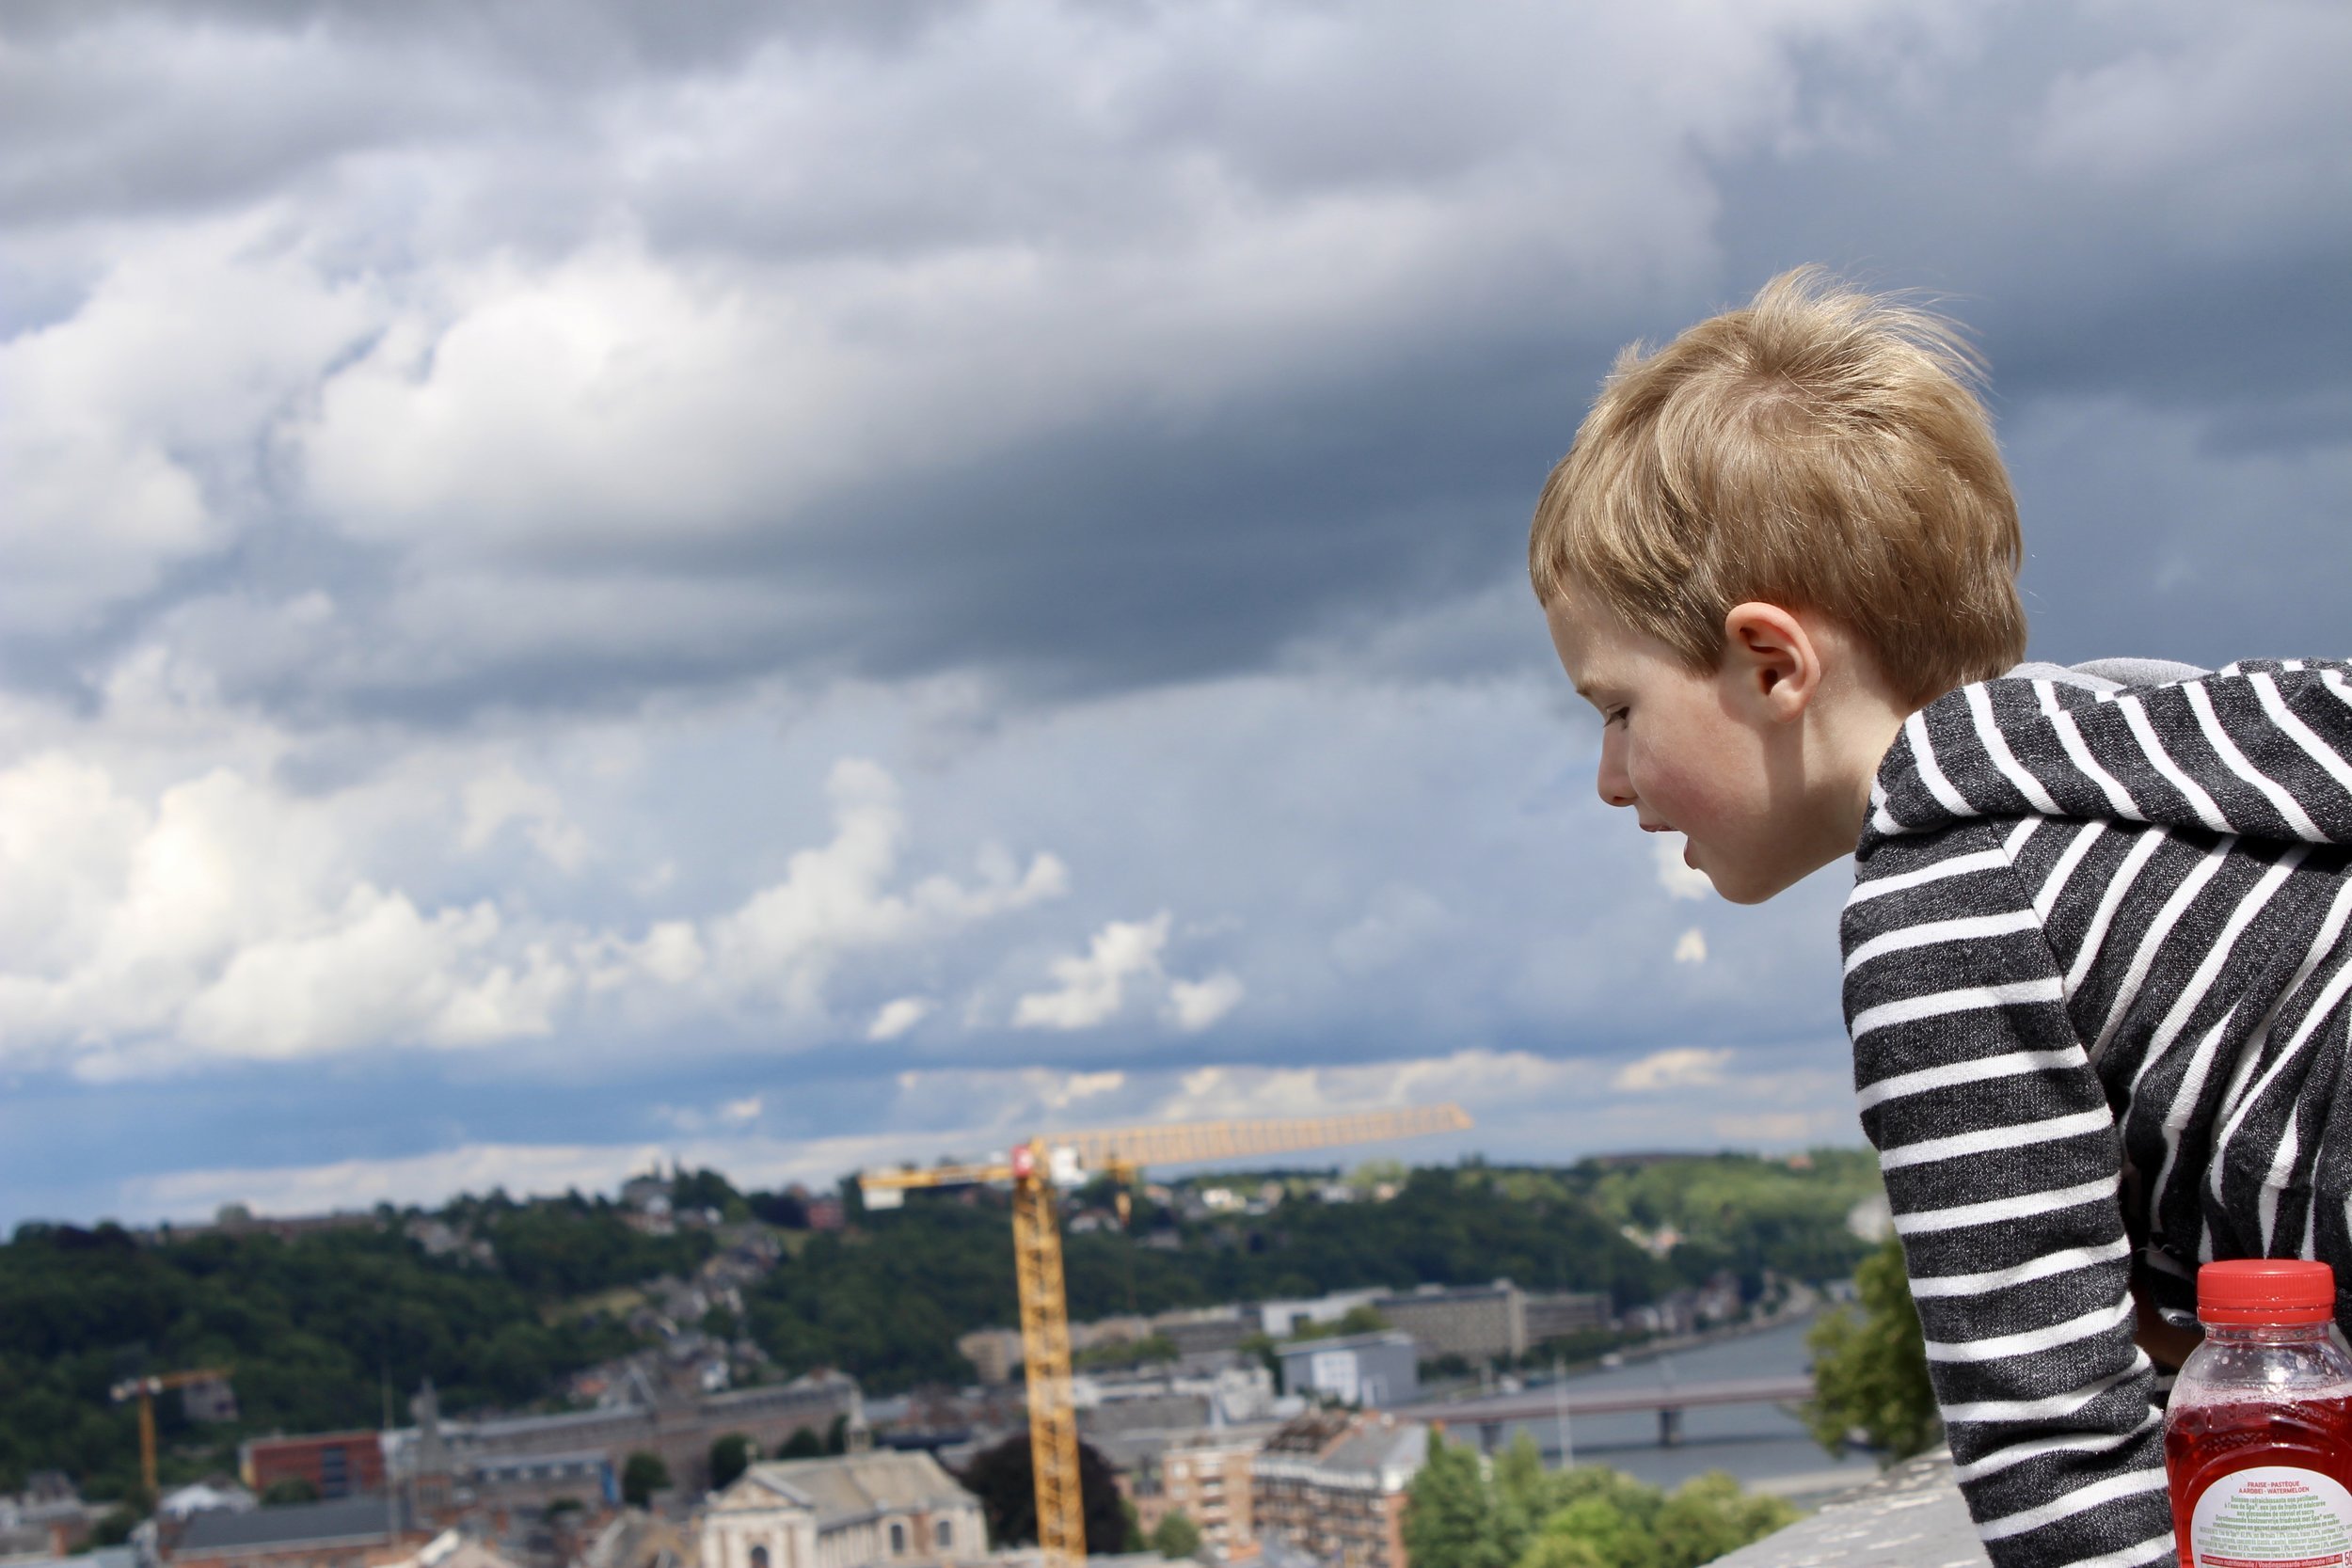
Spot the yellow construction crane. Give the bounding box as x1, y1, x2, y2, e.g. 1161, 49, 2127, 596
109, 1367, 231, 1500
858, 1104, 1472, 1565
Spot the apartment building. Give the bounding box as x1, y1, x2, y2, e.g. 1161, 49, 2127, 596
1144, 1430, 1271, 1556
1370, 1283, 1525, 1364
1520, 1291, 1611, 1348
1250, 1413, 1425, 1568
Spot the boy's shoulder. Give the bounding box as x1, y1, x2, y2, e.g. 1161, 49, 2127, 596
1842, 814, 2028, 948
1848, 654, 2352, 950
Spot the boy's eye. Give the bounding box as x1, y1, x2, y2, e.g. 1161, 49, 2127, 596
1603, 706, 1629, 728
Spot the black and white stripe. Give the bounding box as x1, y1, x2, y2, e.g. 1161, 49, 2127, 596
1846, 659, 2352, 1568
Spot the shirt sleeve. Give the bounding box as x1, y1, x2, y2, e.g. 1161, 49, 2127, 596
1844, 819, 2174, 1568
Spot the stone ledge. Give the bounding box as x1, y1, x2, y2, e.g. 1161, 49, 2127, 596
1707, 1450, 1989, 1568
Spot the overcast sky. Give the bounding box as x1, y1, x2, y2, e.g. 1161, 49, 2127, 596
2, 0, 2346, 1227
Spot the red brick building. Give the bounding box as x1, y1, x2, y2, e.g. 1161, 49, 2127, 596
243, 1433, 387, 1500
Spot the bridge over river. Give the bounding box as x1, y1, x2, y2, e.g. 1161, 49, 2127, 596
1402, 1372, 1819, 1450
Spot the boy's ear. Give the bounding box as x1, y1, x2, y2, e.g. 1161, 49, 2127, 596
1721, 602, 1822, 719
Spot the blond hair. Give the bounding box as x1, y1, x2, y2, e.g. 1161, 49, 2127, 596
1529, 268, 2026, 705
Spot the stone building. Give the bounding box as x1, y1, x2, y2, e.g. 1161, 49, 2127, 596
953, 1330, 1022, 1387
697, 1453, 985, 1568
387, 1372, 858, 1507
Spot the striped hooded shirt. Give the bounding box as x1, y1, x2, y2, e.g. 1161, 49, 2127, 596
1845, 657, 2352, 1568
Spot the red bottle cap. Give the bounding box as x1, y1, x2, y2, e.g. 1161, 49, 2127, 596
2197, 1259, 2337, 1325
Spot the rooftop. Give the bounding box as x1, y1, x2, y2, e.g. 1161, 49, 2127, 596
175, 1497, 402, 1559
737, 1451, 972, 1528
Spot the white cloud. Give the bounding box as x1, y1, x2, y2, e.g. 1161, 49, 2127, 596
461, 766, 591, 872
0, 219, 376, 633
1165, 971, 1245, 1033
1674, 927, 1708, 965
119, 1142, 672, 1221
0, 716, 1068, 1076
182, 889, 569, 1060
1655, 835, 1712, 901
707, 759, 1066, 1006
1014, 913, 1171, 1031
1612, 1047, 1734, 1093
867, 996, 934, 1041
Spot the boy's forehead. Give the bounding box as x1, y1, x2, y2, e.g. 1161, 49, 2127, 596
1543, 590, 1641, 685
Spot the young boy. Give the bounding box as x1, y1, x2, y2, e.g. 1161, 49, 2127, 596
1530, 268, 2352, 1568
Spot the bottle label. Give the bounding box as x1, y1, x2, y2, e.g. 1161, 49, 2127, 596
2190, 1465, 2352, 1567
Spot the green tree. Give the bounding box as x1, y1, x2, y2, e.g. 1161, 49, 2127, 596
621, 1450, 671, 1509
1518, 1528, 1605, 1568
1403, 1430, 1506, 1568
1073, 1334, 1179, 1370
1804, 1234, 1939, 1462
1513, 1468, 1787, 1568
260, 1478, 319, 1506
776, 1427, 825, 1460
1287, 1305, 1390, 1343
709, 1433, 755, 1491
1518, 1470, 1663, 1568
1651, 1473, 1796, 1568
1147, 1511, 1202, 1560
1490, 1434, 1550, 1568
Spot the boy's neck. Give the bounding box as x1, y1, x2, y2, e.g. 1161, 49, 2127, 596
1819, 684, 1911, 847
1771, 614, 1915, 873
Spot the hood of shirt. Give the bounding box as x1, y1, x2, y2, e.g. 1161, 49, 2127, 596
1862, 657, 2352, 853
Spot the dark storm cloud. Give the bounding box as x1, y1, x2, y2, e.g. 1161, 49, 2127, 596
3, 0, 2345, 721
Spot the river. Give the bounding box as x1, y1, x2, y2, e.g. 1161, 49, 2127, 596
1475, 1315, 1883, 1501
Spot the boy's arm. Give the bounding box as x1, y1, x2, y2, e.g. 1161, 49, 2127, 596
1846, 821, 2171, 1568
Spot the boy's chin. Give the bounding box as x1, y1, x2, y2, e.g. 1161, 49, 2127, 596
1700, 860, 1792, 905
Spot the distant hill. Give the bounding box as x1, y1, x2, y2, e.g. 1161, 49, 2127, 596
0, 1149, 1878, 1499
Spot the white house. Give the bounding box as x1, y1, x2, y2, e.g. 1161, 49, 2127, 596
699, 1453, 986, 1568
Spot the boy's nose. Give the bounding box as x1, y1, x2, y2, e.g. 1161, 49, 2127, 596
1596, 745, 1636, 809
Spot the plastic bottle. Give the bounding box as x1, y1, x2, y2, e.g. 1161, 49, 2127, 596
2165, 1259, 2352, 1567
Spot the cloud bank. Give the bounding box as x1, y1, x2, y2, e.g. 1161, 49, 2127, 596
0, 0, 2343, 1222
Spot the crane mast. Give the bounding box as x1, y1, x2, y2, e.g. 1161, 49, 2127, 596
1009, 1141, 1083, 1566
859, 1103, 1470, 1564
109, 1368, 231, 1500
